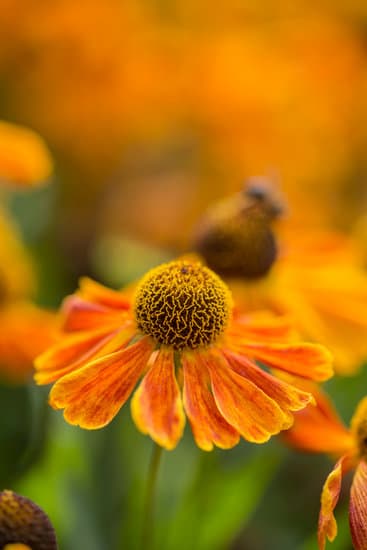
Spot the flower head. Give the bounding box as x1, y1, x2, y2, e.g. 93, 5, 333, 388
193, 185, 280, 280
192, 189, 367, 375
35, 259, 332, 450
0, 490, 57, 549
284, 389, 367, 549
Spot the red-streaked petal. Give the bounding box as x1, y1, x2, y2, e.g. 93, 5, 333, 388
62, 295, 127, 332
131, 347, 185, 450
182, 351, 240, 451
318, 456, 348, 550
49, 337, 154, 428
78, 277, 131, 309
202, 349, 292, 443
238, 342, 333, 382
350, 460, 367, 550
34, 327, 120, 384
223, 350, 313, 421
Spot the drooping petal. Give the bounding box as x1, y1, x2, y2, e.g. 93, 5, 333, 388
223, 350, 313, 422
77, 277, 131, 309
236, 341, 333, 382
350, 460, 367, 550
201, 349, 292, 443
283, 385, 355, 455
182, 350, 240, 451
34, 327, 122, 384
131, 347, 185, 450
62, 295, 127, 332
49, 337, 154, 428
318, 456, 348, 550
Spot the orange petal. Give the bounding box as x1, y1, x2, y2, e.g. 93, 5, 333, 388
78, 277, 130, 309
230, 312, 296, 343
283, 386, 354, 455
350, 460, 367, 550
202, 350, 292, 443
49, 337, 154, 428
223, 350, 313, 421
131, 348, 185, 450
238, 342, 333, 382
62, 295, 127, 332
182, 351, 240, 451
318, 456, 347, 550
34, 327, 121, 384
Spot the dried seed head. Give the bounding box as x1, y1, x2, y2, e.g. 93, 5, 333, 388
193, 190, 278, 279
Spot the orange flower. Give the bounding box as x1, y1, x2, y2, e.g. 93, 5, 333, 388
0, 302, 59, 384
35, 259, 332, 450
193, 187, 367, 375
254, 230, 367, 375
0, 121, 52, 188
284, 388, 367, 550
0, 490, 57, 549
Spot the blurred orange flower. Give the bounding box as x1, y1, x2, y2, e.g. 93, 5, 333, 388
0, 208, 58, 383
35, 259, 332, 450
0, 302, 59, 384
236, 230, 367, 375
284, 389, 367, 550
1, 2, 367, 237
193, 189, 367, 375
0, 121, 52, 188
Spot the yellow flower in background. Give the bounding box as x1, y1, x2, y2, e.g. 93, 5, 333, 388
283, 389, 367, 550
35, 259, 332, 451
0, 208, 36, 302
0, 121, 52, 188
0, 490, 57, 549
192, 185, 367, 375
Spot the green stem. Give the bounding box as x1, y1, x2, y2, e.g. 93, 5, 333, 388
141, 442, 163, 550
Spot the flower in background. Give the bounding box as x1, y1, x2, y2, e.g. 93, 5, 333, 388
0, 121, 52, 188
283, 388, 367, 550
35, 259, 332, 450
192, 184, 367, 375
0, 303, 59, 384
0, 208, 36, 301
0, 209, 59, 383
0, 490, 57, 549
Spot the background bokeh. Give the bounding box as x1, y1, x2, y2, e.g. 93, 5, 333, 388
1, 1, 367, 548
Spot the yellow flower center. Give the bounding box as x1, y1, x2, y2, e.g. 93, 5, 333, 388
350, 396, 367, 460
193, 195, 277, 280
134, 260, 232, 350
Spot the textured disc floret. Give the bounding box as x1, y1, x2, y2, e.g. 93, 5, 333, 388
0, 490, 57, 550
134, 260, 232, 350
